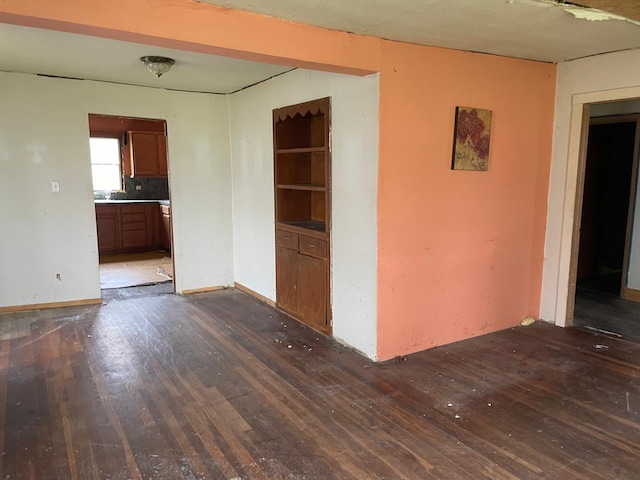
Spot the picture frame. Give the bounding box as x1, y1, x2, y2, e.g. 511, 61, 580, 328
451, 106, 492, 171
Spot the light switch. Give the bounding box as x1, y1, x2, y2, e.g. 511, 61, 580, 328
51, 181, 60, 193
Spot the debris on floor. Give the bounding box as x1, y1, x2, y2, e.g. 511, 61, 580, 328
520, 316, 536, 327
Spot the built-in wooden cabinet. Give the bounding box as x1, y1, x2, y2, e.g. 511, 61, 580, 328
129, 131, 168, 177
95, 202, 163, 255
273, 97, 331, 334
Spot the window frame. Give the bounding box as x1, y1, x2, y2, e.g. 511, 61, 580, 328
89, 132, 124, 192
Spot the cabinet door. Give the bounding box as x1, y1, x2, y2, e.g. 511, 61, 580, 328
296, 254, 327, 333
96, 206, 120, 253
130, 132, 158, 176
276, 246, 298, 315
157, 135, 168, 176
161, 205, 172, 252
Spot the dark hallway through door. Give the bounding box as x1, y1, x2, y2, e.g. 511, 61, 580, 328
574, 116, 640, 342
576, 120, 636, 294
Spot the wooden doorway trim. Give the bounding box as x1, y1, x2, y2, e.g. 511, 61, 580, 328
559, 90, 640, 328
562, 103, 591, 328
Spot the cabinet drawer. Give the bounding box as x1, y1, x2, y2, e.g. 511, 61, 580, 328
121, 212, 146, 225
298, 235, 326, 258
95, 205, 118, 218
120, 204, 147, 214
276, 229, 298, 249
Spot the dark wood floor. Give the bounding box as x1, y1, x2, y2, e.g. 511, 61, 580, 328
1, 289, 639, 479
574, 283, 640, 344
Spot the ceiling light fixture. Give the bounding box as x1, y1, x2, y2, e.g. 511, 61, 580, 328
140, 56, 175, 77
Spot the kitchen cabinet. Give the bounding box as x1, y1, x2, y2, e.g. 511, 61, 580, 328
129, 131, 168, 178
121, 204, 155, 250
95, 202, 161, 255
273, 97, 331, 334
95, 205, 120, 252
160, 204, 172, 253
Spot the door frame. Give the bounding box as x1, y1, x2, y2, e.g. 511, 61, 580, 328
88, 114, 175, 295
586, 115, 640, 301
557, 87, 640, 327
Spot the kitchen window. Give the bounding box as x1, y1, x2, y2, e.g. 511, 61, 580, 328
89, 137, 121, 191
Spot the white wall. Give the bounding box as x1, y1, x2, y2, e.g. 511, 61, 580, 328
0, 72, 233, 308
229, 69, 379, 359
541, 49, 640, 323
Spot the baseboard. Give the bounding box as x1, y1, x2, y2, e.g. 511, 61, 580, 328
179, 285, 225, 295
234, 282, 276, 308
622, 287, 640, 302
0, 297, 102, 315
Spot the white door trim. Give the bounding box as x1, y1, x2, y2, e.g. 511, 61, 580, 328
555, 85, 640, 327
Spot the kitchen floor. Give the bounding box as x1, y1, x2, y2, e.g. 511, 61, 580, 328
99, 251, 173, 290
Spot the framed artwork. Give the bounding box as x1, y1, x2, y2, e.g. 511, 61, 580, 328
451, 106, 492, 171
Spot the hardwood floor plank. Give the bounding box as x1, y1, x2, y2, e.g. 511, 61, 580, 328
1, 290, 640, 479
0, 337, 11, 475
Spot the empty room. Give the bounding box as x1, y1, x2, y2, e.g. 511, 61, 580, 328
1, 0, 639, 478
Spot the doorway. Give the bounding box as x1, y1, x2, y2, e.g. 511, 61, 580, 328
573, 113, 640, 339
88, 114, 174, 298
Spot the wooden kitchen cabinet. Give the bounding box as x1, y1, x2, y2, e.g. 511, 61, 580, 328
129, 131, 168, 177
95, 205, 120, 252
120, 204, 153, 250
157, 135, 168, 176
273, 97, 331, 334
95, 202, 162, 255
160, 204, 172, 253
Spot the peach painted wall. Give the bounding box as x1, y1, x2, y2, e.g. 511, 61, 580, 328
0, 0, 557, 360
376, 42, 556, 360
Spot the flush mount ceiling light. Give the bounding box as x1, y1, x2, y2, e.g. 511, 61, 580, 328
140, 56, 175, 77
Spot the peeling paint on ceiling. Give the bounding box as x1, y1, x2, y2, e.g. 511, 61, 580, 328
562, 6, 640, 25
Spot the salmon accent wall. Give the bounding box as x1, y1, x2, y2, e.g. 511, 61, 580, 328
377, 42, 556, 360
0, 0, 557, 360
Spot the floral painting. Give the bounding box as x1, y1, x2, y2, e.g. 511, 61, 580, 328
451, 106, 492, 171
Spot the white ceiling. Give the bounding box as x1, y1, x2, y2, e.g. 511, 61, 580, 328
198, 0, 640, 63
1, 0, 640, 94
0, 23, 292, 94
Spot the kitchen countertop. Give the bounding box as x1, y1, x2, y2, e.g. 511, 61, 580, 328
94, 199, 170, 205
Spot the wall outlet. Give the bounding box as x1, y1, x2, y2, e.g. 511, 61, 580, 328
135, 185, 142, 191
51, 181, 60, 192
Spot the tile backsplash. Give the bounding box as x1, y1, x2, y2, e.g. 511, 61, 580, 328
94, 177, 169, 200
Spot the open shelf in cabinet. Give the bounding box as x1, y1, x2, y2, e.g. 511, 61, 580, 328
274, 112, 326, 150
276, 150, 326, 188
276, 188, 326, 231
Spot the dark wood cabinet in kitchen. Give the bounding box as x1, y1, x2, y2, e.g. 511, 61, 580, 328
120, 204, 154, 250
129, 131, 168, 177
95, 205, 120, 252
95, 202, 162, 255
160, 204, 172, 253
273, 97, 331, 334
